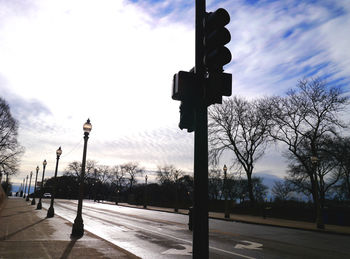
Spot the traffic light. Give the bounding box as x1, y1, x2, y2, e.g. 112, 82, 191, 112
203, 8, 232, 72
179, 101, 195, 132
172, 70, 196, 132
205, 72, 232, 105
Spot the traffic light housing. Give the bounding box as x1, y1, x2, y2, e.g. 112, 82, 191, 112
172, 70, 196, 132
206, 72, 232, 105
203, 8, 232, 73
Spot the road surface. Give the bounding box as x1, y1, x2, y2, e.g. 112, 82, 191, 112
40, 199, 350, 258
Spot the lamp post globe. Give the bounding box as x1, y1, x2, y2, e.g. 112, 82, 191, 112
31, 166, 39, 205
223, 164, 230, 219
36, 160, 47, 210
47, 147, 62, 218
72, 119, 92, 237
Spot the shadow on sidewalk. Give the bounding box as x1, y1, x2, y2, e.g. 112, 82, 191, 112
0, 218, 47, 241
0, 210, 34, 218
59, 237, 78, 259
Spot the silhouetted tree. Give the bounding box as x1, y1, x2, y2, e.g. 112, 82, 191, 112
121, 162, 143, 191
64, 160, 97, 180
0, 97, 24, 181
269, 78, 348, 224
209, 96, 272, 205
272, 180, 293, 201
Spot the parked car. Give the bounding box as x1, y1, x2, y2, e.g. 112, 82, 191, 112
43, 193, 51, 198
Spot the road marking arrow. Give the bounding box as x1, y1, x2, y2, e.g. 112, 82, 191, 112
162, 244, 192, 255
234, 240, 263, 250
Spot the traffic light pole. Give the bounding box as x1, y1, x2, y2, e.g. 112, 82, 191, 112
193, 0, 209, 258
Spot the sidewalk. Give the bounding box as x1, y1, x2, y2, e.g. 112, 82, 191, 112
0, 197, 138, 259
116, 202, 350, 236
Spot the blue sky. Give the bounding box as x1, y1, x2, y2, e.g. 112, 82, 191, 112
0, 0, 349, 184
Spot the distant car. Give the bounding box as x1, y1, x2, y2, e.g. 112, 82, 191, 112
43, 193, 51, 198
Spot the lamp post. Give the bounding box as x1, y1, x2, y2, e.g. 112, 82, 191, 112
311, 156, 325, 229
174, 173, 178, 212
31, 166, 39, 205
223, 164, 229, 219
144, 175, 148, 209
20, 179, 24, 197
36, 160, 47, 210
23, 175, 28, 199
72, 119, 92, 237
47, 147, 62, 218
26, 172, 33, 201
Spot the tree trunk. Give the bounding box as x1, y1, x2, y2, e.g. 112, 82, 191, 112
247, 172, 255, 206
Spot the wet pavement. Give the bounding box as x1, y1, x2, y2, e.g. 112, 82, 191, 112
1, 196, 350, 259
116, 202, 350, 236
0, 197, 138, 259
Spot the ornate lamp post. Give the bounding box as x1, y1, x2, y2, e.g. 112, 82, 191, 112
36, 160, 47, 210
23, 175, 28, 199
31, 166, 39, 205
174, 173, 179, 212
71, 119, 92, 237
47, 147, 62, 218
144, 175, 148, 209
26, 172, 33, 201
223, 164, 230, 219
311, 156, 325, 229
20, 179, 24, 197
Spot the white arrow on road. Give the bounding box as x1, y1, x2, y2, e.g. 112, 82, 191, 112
162, 244, 192, 255
234, 240, 263, 250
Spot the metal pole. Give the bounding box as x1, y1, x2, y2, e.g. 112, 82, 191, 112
71, 132, 89, 237
193, 0, 208, 258
31, 166, 39, 205
144, 175, 148, 209
37, 161, 47, 210
47, 151, 61, 218
23, 175, 28, 199
26, 172, 33, 202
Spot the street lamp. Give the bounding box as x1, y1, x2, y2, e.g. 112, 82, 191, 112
311, 156, 325, 229
174, 173, 178, 212
23, 175, 28, 199
144, 175, 148, 209
20, 179, 24, 197
31, 166, 39, 205
36, 160, 47, 210
47, 147, 62, 218
72, 119, 92, 237
26, 172, 33, 202
223, 164, 230, 219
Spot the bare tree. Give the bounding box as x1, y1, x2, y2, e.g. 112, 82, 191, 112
0, 97, 24, 180
269, 78, 348, 227
323, 137, 350, 200
272, 180, 293, 201
208, 96, 272, 205
121, 162, 143, 191
64, 160, 97, 180
110, 165, 126, 191
156, 165, 183, 185
208, 167, 222, 200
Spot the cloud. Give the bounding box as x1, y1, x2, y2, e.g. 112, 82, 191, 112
1, 0, 349, 183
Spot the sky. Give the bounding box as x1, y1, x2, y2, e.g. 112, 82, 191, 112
1, 0, 350, 185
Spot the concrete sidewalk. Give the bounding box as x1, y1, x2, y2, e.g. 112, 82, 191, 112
116, 202, 350, 236
0, 197, 138, 259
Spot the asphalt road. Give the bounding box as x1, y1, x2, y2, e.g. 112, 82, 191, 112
40, 199, 350, 258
